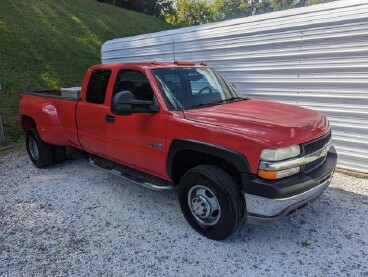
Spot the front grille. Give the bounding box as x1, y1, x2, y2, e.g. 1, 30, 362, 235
303, 132, 331, 155
301, 132, 332, 173
304, 157, 326, 172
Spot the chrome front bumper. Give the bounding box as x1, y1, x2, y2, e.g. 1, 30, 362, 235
241, 145, 337, 224
245, 175, 332, 224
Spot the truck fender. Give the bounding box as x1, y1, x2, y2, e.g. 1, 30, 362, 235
167, 139, 251, 179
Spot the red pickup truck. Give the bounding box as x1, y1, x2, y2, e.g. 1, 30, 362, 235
19, 62, 337, 240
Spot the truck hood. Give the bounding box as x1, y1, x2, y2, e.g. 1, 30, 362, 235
183, 99, 329, 147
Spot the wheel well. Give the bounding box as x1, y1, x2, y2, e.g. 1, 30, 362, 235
21, 116, 36, 133
171, 150, 242, 190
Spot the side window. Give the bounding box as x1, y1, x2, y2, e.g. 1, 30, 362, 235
86, 69, 111, 104
113, 70, 154, 101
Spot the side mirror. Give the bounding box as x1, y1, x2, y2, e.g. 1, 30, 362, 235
112, 91, 159, 116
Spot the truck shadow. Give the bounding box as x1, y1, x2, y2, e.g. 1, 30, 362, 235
229, 186, 368, 245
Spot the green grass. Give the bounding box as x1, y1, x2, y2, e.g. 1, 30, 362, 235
0, 0, 173, 144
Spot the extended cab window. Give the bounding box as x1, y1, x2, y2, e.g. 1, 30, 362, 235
86, 69, 111, 104
113, 70, 154, 101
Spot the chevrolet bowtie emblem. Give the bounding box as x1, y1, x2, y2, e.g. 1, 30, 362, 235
320, 144, 330, 157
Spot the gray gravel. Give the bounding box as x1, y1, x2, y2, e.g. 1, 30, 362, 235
0, 151, 367, 277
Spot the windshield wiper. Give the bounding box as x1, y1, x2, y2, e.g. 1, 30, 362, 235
188, 97, 248, 109
224, 96, 248, 102
211, 96, 248, 105
188, 102, 218, 109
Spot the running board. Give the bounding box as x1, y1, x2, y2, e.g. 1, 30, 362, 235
89, 155, 175, 191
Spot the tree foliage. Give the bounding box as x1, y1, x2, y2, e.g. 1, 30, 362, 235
210, 0, 251, 22
96, 0, 170, 18
97, 0, 336, 26
165, 0, 212, 26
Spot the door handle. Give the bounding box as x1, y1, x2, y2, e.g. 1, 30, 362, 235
105, 115, 115, 123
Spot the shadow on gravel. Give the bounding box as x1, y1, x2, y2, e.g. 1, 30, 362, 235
228, 186, 368, 245
46, 149, 368, 245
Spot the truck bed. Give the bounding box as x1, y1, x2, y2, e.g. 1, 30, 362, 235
22, 88, 80, 101
20, 91, 80, 148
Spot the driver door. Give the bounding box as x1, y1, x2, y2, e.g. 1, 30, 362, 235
105, 69, 168, 178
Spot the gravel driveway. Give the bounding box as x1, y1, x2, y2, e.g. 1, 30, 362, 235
0, 151, 367, 277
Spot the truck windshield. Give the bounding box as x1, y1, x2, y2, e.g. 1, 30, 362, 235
151, 67, 246, 110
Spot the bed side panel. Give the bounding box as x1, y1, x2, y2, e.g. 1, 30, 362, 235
20, 93, 80, 147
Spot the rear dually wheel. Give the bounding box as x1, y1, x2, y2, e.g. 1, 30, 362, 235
26, 129, 54, 168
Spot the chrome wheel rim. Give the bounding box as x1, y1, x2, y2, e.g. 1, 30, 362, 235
29, 137, 39, 160
188, 185, 221, 226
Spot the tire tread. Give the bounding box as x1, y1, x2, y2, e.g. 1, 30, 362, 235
26, 129, 54, 168
178, 165, 245, 240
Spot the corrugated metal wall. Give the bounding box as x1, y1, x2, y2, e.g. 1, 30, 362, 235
101, 0, 368, 174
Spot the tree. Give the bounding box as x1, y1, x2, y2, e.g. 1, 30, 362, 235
97, 0, 171, 18
160, 0, 177, 19
97, 0, 336, 26
210, 0, 251, 21
165, 0, 212, 26
308, 0, 335, 4
260, 0, 334, 12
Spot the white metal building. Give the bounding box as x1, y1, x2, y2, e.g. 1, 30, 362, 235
101, 0, 368, 174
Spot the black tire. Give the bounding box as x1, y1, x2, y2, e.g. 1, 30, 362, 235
53, 146, 66, 164
26, 128, 54, 168
178, 165, 245, 240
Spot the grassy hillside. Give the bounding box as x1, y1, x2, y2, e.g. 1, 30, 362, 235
0, 0, 172, 144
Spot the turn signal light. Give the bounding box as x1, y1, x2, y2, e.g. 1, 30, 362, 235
258, 170, 278, 179
258, 166, 300, 180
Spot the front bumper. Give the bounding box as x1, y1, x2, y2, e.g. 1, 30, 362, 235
242, 146, 337, 224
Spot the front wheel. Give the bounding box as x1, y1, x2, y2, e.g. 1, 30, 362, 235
178, 165, 245, 240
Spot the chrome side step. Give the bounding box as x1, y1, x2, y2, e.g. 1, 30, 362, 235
89, 155, 175, 191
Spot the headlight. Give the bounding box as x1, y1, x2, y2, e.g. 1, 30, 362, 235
260, 145, 300, 161
258, 145, 301, 179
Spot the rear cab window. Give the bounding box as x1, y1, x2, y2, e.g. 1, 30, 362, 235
86, 69, 112, 104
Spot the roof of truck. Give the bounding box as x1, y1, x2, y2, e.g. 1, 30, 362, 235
96, 61, 208, 69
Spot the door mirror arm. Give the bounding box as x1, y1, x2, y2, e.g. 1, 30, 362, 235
149, 102, 160, 112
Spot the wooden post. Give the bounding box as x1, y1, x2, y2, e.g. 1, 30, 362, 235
0, 116, 4, 145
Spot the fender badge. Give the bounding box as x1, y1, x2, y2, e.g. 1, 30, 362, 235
148, 143, 163, 150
